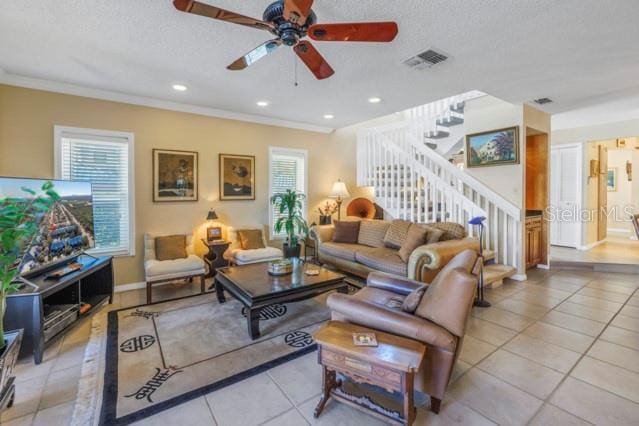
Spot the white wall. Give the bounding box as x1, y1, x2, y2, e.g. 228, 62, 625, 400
464, 96, 524, 208
607, 149, 634, 235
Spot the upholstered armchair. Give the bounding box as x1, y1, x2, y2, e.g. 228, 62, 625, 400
224, 225, 283, 265
326, 249, 480, 413
144, 234, 206, 303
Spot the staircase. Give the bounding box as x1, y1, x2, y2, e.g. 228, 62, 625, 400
357, 92, 522, 285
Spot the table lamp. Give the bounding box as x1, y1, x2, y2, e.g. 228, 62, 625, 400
329, 180, 350, 221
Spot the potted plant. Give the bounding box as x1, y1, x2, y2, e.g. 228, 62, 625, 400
0, 181, 58, 407
317, 201, 338, 225
271, 190, 309, 259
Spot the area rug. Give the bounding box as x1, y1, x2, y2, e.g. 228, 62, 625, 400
72, 291, 331, 426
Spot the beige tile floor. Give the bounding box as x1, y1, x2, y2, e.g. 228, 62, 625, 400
3, 268, 639, 425
551, 236, 639, 265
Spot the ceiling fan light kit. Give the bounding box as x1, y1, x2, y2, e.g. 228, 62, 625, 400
173, 0, 399, 80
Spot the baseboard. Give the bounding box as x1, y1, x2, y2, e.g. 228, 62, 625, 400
510, 274, 527, 282
608, 228, 632, 234
536, 264, 550, 270
114, 281, 147, 293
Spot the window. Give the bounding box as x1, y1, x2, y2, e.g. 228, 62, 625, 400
54, 126, 135, 256
269, 147, 308, 239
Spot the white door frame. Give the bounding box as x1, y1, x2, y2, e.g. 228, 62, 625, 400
550, 143, 583, 248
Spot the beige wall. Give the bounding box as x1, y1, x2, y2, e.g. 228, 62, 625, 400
0, 84, 366, 285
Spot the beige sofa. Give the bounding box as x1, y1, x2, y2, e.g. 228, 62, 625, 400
310, 219, 479, 283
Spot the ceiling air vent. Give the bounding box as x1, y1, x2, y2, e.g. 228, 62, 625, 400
404, 48, 449, 70
533, 97, 553, 105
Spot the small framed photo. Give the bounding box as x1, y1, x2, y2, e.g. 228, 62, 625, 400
207, 226, 222, 242
465, 127, 520, 168
219, 154, 255, 201
607, 168, 618, 192
153, 149, 198, 202
352, 333, 378, 347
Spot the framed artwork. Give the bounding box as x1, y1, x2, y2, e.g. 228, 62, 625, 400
153, 149, 198, 202
207, 226, 222, 241
466, 126, 520, 168
607, 167, 617, 191
219, 154, 255, 201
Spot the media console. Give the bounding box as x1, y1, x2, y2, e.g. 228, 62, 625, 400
5, 255, 114, 364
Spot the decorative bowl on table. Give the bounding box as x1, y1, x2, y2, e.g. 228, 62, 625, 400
268, 259, 294, 276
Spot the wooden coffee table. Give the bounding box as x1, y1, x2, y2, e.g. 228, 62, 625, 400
214, 262, 348, 339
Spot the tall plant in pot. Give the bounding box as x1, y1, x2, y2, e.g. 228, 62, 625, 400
0, 181, 59, 349
271, 190, 308, 259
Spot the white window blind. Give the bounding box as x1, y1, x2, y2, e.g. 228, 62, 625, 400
269, 148, 308, 239
55, 127, 135, 256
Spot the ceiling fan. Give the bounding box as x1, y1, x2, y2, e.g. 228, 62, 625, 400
173, 0, 399, 80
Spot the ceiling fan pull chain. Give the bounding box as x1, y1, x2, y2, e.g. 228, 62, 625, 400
294, 54, 299, 87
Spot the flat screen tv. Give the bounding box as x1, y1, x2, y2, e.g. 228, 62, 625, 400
0, 177, 95, 276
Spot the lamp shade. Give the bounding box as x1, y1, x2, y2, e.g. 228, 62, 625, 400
329, 180, 350, 199
469, 216, 486, 226
206, 210, 219, 221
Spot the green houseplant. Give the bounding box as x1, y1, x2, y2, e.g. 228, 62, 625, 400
0, 181, 59, 349
270, 189, 308, 259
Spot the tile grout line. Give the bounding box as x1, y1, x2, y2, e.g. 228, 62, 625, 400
524, 286, 639, 425
264, 371, 312, 425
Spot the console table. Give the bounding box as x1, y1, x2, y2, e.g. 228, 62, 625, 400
5, 255, 114, 363
313, 321, 426, 425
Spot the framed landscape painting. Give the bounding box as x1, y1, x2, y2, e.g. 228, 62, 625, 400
607, 167, 617, 191
219, 154, 255, 201
153, 149, 198, 202
466, 126, 520, 168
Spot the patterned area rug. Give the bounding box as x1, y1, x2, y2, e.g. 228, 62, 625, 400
74, 292, 331, 426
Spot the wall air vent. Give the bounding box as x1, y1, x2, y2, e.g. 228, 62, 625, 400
403, 48, 449, 70
533, 97, 553, 105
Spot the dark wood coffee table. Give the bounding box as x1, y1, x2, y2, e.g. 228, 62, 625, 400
214, 262, 348, 340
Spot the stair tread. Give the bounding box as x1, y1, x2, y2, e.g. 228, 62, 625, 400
483, 264, 516, 284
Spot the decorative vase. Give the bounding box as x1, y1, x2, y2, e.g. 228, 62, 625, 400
319, 215, 332, 225
0, 329, 23, 412
282, 243, 301, 259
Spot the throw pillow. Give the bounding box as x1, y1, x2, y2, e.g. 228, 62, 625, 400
238, 229, 265, 250
398, 225, 429, 262
426, 222, 466, 241
332, 220, 361, 244
383, 219, 412, 249
422, 225, 445, 244
155, 235, 187, 261
357, 220, 391, 248
401, 286, 427, 313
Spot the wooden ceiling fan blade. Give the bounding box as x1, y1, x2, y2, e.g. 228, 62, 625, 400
227, 40, 282, 71
294, 41, 335, 80
308, 22, 398, 42
283, 0, 314, 26
173, 0, 274, 32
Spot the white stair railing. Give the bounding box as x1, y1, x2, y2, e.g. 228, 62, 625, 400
357, 93, 522, 270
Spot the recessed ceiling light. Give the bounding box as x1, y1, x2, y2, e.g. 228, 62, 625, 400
172, 84, 187, 92
368, 97, 382, 104
256, 101, 270, 107
323, 114, 334, 120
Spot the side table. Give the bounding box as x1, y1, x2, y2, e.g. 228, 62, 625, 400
201, 239, 230, 279
313, 321, 426, 425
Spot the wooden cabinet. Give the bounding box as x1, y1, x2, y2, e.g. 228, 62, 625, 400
526, 216, 543, 269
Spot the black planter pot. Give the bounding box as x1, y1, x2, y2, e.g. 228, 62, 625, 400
319, 215, 332, 225
282, 243, 301, 259
0, 329, 23, 413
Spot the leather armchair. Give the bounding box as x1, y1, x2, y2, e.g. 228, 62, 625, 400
327, 249, 480, 413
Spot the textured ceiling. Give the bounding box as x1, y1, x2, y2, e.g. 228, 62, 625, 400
1, 0, 639, 130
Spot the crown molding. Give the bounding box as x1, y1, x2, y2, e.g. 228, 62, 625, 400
0, 71, 334, 134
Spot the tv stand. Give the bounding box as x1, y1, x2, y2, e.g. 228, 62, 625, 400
5, 255, 113, 364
